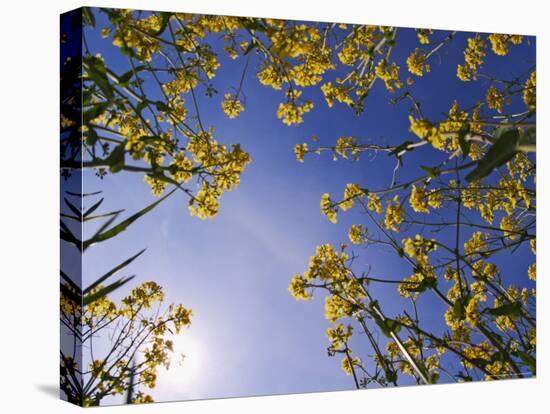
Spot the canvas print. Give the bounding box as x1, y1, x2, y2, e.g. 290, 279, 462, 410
60, 7, 536, 406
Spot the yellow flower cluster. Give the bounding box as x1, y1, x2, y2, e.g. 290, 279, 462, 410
334, 137, 359, 159
387, 339, 421, 377
320, 193, 338, 223
112, 13, 162, 62
169, 152, 194, 183
488, 33, 523, 56
326, 324, 353, 350
523, 71, 536, 110
464, 232, 488, 257
289, 244, 366, 324
410, 185, 441, 213
384, 195, 405, 232
188, 182, 220, 219
144, 176, 167, 197
341, 355, 362, 376
457, 35, 486, 81
276, 90, 314, 126
528, 263, 536, 281
221, 93, 244, 119
408, 101, 469, 151
486, 85, 504, 113
406, 48, 430, 77
257, 65, 284, 90
416, 29, 433, 45
348, 224, 366, 245
321, 82, 354, 108
500, 215, 520, 240
294, 142, 308, 163
340, 183, 364, 211
367, 193, 383, 213
288, 275, 311, 300
375, 59, 402, 93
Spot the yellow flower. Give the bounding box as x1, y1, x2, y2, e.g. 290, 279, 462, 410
335, 137, 358, 159
406, 48, 430, 77
410, 185, 429, 213
416, 29, 432, 45
294, 143, 308, 163
367, 193, 383, 213
321, 82, 353, 108
500, 215, 520, 240
464, 232, 487, 256
320, 193, 338, 223
457, 35, 486, 81
169, 152, 194, 183
144, 175, 166, 197
289, 275, 311, 300
375, 59, 402, 93
486, 85, 503, 113
276, 96, 313, 126
188, 183, 220, 219
528, 263, 536, 281
257, 65, 283, 90
221, 93, 244, 119
384, 195, 404, 232
326, 324, 353, 349
523, 71, 536, 110
488, 34, 522, 56
341, 355, 361, 376
348, 224, 366, 245
340, 183, 363, 211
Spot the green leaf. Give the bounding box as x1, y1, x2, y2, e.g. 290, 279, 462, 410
466, 127, 520, 182
116, 66, 146, 87
155, 101, 170, 112
83, 276, 135, 306
60, 282, 81, 305
64, 198, 81, 218
487, 301, 522, 317
243, 40, 257, 56
66, 190, 102, 198
83, 198, 104, 218
151, 12, 172, 36
458, 124, 471, 159
83, 189, 176, 249
60, 213, 81, 222
373, 316, 401, 338
420, 166, 440, 179
404, 277, 438, 293
239, 18, 266, 33
388, 140, 414, 158
60, 220, 81, 250
83, 209, 125, 222
516, 351, 536, 374
86, 126, 99, 146
84, 56, 114, 100
60, 270, 81, 294
83, 102, 110, 124
82, 7, 96, 28
105, 142, 126, 173
518, 127, 536, 153
84, 249, 146, 294
453, 300, 465, 320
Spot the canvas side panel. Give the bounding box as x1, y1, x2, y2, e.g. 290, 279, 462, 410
60, 8, 84, 406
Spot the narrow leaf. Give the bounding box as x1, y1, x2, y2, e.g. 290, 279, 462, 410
83, 189, 176, 249
84, 249, 146, 294
83, 276, 135, 306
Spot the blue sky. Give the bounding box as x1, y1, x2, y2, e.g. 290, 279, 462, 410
71, 9, 536, 403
